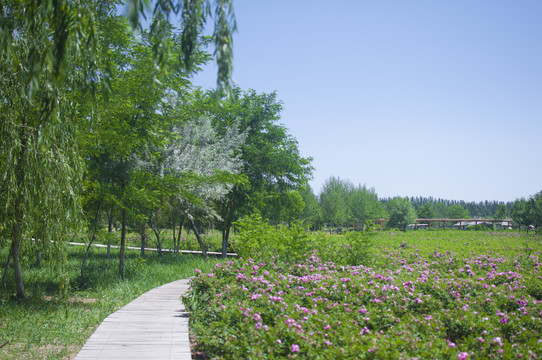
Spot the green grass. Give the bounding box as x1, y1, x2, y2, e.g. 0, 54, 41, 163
0, 245, 220, 359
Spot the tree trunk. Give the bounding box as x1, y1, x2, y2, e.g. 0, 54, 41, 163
140, 222, 146, 258
81, 232, 96, 279
11, 116, 28, 299
175, 215, 184, 257
172, 216, 176, 256
2, 248, 12, 289
107, 208, 114, 259
10, 222, 25, 299
119, 208, 127, 279
148, 217, 162, 257
186, 211, 207, 261
221, 196, 235, 258
81, 206, 100, 279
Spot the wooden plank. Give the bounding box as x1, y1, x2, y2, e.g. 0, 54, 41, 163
75, 279, 193, 360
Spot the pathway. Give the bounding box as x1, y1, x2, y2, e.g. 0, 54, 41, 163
75, 278, 192, 360
68, 241, 237, 257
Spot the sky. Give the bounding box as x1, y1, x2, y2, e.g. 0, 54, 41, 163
191, 0, 542, 203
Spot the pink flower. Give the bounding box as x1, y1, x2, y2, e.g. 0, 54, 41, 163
458, 352, 469, 360
194, 269, 202, 274
291, 344, 300, 352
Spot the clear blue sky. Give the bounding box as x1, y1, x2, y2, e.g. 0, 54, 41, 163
192, 0, 542, 203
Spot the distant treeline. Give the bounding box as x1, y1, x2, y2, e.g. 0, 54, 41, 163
396, 197, 514, 219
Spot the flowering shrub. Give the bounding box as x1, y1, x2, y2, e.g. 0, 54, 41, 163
185, 231, 542, 359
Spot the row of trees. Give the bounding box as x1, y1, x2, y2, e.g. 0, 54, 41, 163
408, 197, 514, 219
297, 176, 474, 231
297, 177, 539, 232
1, 1, 313, 299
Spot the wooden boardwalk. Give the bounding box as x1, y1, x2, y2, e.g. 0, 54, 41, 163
75, 279, 192, 360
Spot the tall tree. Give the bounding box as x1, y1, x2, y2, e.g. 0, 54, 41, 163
494, 203, 508, 219
196, 89, 313, 256
447, 204, 469, 219
386, 197, 417, 231
417, 202, 434, 219
320, 177, 351, 232
511, 192, 542, 233
0, 0, 95, 298
348, 184, 381, 229
164, 114, 246, 259
511, 198, 528, 231
299, 186, 322, 230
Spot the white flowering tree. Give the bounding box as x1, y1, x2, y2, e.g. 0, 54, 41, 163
164, 115, 246, 259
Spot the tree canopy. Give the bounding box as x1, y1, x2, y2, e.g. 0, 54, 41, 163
1, 0, 236, 297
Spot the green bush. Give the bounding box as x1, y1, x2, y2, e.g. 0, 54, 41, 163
234, 214, 310, 264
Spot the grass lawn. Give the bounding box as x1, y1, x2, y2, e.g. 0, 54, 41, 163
0, 245, 220, 359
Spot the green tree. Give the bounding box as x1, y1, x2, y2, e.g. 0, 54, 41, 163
0, 0, 95, 298
386, 197, 416, 231
511, 193, 542, 233
526, 192, 542, 233
83, 21, 176, 278
196, 89, 313, 256
494, 203, 507, 219
511, 198, 528, 232
432, 202, 448, 219
1, 0, 236, 296
348, 185, 382, 230
417, 202, 434, 219
320, 177, 351, 232
299, 186, 322, 230
447, 204, 469, 219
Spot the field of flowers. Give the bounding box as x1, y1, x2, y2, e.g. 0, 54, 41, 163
185, 229, 542, 359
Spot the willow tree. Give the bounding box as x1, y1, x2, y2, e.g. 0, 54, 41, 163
1, 0, 235, 297
0, 0, 96, 299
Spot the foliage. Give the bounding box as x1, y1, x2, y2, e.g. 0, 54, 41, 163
318, 177, 386, 232
494, 203, 508, 219
408, 196, 514, 219
511, 192, 542, 233
186, 230, 542, 360
192, 89, 314, 256
233, 214, 309, 264
233, 214, 377, 266
0, 0, 95, 298
447, 204, 470, 219
417, 201, 434, 219
319, 177, 350, 230
386, 197, 417, 231
165, 114, 246, 220
1, 0, 237, 297
298, 186, 322, 230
